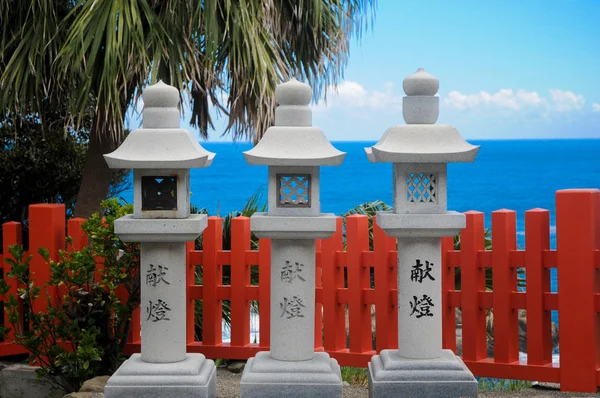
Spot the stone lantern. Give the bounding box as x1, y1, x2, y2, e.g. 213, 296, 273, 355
103, 81, 217, 398
365, 69, 479, 397
240, 79, 345, 397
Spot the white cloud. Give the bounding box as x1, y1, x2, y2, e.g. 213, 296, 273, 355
592, 103, 600, 112
312, 81, 402, 112
443, 88, 585, 115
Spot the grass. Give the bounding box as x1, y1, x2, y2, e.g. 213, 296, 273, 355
477, 377, 533, 391
340, 366, 369, 386
340, 367, 533, 391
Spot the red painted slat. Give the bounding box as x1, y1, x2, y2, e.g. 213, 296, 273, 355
492, 210, 519, 363
556, 189, 600, 392
28, 205, 65, 313
322, 218, 345, 352
201, 217, 223, 346
345, 215, 372, 353
374, 218, 398, 352
525, 209, 553, 366
460, 211, 488, 361
229, 217, 251, 347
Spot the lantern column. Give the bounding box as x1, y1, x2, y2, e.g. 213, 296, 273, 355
240, 79, 345, 398
366, 69, 479, 397
103, 82, 217, 398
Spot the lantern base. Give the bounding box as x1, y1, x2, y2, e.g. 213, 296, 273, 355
240, 351, 342, 398
368, 349, 477, 398
104, 353, 216, 398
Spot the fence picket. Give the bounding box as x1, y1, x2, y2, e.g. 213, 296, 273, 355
201, 217, 223, 346
556, 189, 600, 392
230, 217, 251, 347
524, 209, 552, 366
346, 215, 372, 354
322, 217, 345, 352
374, 217, 397, 352
441, 236, 456, 352
460, 211, 487, 361
28, 204, 65, 313
492, 210, 519, 363
258, 238, 271, 348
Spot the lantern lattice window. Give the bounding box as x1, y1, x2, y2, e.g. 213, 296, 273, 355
142, 176, 178, 210
277, 175, 311, 208
406, 173, 437, 203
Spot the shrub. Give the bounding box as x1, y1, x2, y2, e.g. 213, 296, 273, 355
0, 198, 139, 393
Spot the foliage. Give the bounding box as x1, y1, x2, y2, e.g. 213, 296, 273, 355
341, 200, 391, 251
0, 100, 129, 224
0, 199, 139, 393
477, 378, 532, 391
340, 366, 369, 386
0, 0, 376, 142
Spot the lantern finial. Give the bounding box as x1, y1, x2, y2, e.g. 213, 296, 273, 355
402, 68, 440, 124
142, 81, 180, 129
274, 79, 313, 127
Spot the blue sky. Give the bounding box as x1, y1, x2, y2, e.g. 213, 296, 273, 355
129, 0, 600, 141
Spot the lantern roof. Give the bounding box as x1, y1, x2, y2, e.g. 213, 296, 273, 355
104, 81, 215, 169
243, 79, 345, 166
365, 69, 479, 164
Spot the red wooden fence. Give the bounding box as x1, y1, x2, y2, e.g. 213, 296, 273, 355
1, 189, 599, 392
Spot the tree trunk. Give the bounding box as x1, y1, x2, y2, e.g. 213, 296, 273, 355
73, 129, 118, 218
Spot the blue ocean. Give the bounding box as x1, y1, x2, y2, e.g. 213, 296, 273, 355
120, 139, 600, 245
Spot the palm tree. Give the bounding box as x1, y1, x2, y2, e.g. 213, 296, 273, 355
0, 0, 377, 217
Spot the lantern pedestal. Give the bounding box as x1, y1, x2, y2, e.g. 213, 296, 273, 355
104, 216, 216, 398
240, 214, 342, 398
368, 349, 476, 398
368, 213, 477, 398
104, 354, 216, 398
241, 352, 341, 398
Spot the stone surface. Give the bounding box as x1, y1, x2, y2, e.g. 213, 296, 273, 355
397, 237, 443, 359
104, 81, 215, 170
226, 361, 246, 374
250, 212, 337, 239
139, 242, 187, 363
104, 353, 216, 398
365, 124, 479, 163
270, 239, 316, 361
368, 349, 478, 398
402, 68, 439, 124
244, 79, 345, 166
80, 376, 110, 392
240, 352, 342, 398
393, 163, 449, 214
367, 69, 480, 397
105, 81, 216, 397
114, 214, 207, 242
376, 211, 465, 238
403, 68, 439, 96
0, 364, 64, 398
267, 166, 321, 216
244, 78, 344, 396
132, 169, 191, 219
